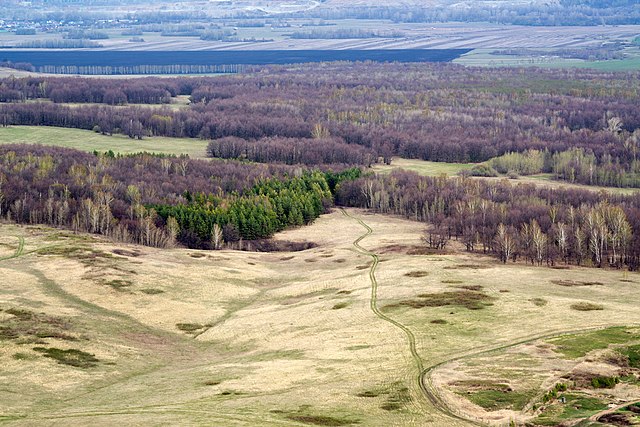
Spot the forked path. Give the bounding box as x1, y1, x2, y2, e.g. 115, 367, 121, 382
341, 209, 477, 426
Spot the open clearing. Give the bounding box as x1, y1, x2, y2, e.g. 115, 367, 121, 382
1, 208, 640, 426
0, 126, 209, 158
376, 157, 640, 195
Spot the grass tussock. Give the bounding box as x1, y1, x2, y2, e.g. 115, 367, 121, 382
112, 249, 141, 257
103, 279, 133, 291
387, 290, 494, 311
332, 302, 349, 310
380, 382, 412, 411
430, 319, 448, 324
33, 347, 99, 368
549, 327, 640, 359
571, 302, 604, 311
176, 323, 206, 333
443, 264, 491, 270
552, 280, 604, 287
140, 288, 164, 295
530, 298, 548, 307
453, 284, 483, 291
404, 270, 429, 278
1, 307, 75, 342
355, 382, 412, 412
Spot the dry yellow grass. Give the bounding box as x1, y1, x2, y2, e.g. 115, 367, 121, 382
1, 211, 639, 426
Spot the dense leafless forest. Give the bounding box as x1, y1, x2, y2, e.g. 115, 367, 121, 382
2, 63, 640, 269
1, 63, 640, 174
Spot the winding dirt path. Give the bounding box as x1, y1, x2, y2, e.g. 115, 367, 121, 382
342, 208, 640, 426
587, 399, 640, 423
0, 236, 24, 261
341, 208, 479, 425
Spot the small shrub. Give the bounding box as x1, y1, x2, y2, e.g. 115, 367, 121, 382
332, 302, 349, 310
591, 376, 619, 389
469, 164, 498, 177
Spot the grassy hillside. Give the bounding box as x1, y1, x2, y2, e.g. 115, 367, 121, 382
1, 209, 640, 425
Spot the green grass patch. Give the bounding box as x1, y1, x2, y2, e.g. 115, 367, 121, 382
571, 302, 604, 311
620, 344, 640, 368
548, 327, 640, 359
533, 393, 607, 426
466, 389, 532, 412
387, 290, 494, 311
278, 407, 360, 426
285, 414, 358, 426
12, 352, 37, 361
33, 347, 99, 368
0, 125, 208, 158
373, 158, 475, 177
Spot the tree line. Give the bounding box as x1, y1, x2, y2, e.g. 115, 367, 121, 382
0, 145, 355, 249
1, 63, 640, 168
336, 170, 640, 270
483, 140, 640, 188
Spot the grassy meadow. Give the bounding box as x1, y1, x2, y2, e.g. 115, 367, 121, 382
1, 209, 640, 426
0, 126, 209, 158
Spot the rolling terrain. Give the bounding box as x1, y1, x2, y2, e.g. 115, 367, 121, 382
2, 208, 640, 425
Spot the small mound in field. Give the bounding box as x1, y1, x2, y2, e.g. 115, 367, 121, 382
571, 302, 604, 311
404, 271, 429, 278
430, 319, 447, 324
552, 280, 604, 287
387, 290, 494, 311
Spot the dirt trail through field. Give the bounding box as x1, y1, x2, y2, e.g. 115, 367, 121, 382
0, 236, 24, 261
587, 398, 640, 423
341, 208, 479, 425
